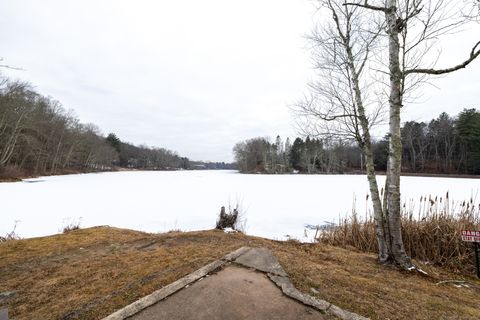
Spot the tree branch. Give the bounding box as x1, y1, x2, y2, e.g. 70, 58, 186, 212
0, 58, 23, 71
405, 41, 480, 75
343, 1, 387, 12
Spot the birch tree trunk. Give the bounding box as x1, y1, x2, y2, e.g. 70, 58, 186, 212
384, 0, 411, 267
344, 44, 390, 262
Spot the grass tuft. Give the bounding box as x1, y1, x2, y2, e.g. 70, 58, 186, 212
61, 218, 83, 234
0, 221, 21, 242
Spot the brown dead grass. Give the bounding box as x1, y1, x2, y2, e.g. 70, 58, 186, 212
1, 227, 479, 320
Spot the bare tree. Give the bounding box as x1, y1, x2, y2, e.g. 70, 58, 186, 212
343, 0, 479, 268
297, 0, 479, 268
293, 0, 391, 261
0, 81, 35, 166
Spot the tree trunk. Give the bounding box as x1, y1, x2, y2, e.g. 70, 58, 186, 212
385, 1, 411, 268
344, 37, 390, 262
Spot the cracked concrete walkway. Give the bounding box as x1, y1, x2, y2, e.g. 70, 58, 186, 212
104, 247, 367, 320
130, 265, 325, 320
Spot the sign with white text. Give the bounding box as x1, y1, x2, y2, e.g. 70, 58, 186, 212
461, 230, 480, 243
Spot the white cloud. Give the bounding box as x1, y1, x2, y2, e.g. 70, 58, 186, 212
0, 0, 478, 160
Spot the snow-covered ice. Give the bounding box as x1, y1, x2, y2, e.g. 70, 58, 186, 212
1, 170, 478, 241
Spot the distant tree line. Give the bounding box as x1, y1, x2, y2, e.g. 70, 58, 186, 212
234, 109, 480, 175
0, 78, 118, 178
104, 133, 184, 170
233, 135, 363, 174
105, 133, 235, 170
0, 76, 234, 179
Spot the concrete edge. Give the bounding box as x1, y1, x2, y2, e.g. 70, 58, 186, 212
102, 247, 251, 320
233, 247, 288, 277
221, 246, 252, 262
268, 274, 369, 320
102, 246, 369, 320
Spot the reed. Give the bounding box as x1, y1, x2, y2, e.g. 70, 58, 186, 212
316, 192, 480, 274
0, 221, 21, 242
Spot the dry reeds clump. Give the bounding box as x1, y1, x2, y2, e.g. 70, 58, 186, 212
0, 221, 21, 242
61, 217, 82, 234
317, 192, 480, 274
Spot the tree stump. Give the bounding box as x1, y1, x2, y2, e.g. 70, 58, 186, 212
216, 206, 238, 230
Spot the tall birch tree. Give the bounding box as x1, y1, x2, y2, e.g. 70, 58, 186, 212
294, 0, 390, 260
298, 0, 479, 268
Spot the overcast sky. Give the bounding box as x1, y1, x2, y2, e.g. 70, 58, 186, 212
1, 0, 479, 162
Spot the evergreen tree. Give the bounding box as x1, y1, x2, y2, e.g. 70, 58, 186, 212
456, 109, 480, 173
105, 133, 121, 154
290, 138, 306, 171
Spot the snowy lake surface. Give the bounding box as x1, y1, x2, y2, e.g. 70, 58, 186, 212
1, 170, 479, 242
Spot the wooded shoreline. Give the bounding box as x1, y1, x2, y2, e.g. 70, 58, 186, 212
2, 167, 479, 183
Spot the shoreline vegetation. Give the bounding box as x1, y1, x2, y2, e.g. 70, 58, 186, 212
2, 73, 478, 182
2, 167, 479, 183
317, 192, 480, 275
0, 165, 234, 183
0, 75, 235, 183
237, 170, 480, 179
233, 109, 480, 177
1, 227, 479, 319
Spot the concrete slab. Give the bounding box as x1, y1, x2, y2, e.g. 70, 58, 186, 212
234, 247, 288, 277
0, 309, 8, 320
103, 247, 368, 320
104, 259, 226, 320
128, 265, 326, 320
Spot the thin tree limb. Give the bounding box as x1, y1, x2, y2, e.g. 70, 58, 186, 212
405, 40, 480, 75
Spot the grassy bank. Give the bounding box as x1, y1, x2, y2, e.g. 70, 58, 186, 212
1, 227, 479, 319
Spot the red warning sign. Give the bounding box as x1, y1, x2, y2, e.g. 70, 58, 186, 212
461, 230, 480, 243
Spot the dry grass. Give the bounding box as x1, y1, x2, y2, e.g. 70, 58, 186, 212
61, 218, 83, 234
317, 193, 480, 274
0, 221, 21, 243
1, 227, 479, 319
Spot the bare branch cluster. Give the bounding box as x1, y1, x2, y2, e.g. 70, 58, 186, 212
297, 0, 479, 268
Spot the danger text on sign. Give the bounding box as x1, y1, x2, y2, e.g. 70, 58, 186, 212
461, 230, 480, 243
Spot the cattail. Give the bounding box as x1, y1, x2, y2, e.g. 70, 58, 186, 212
316, 193, 479, 275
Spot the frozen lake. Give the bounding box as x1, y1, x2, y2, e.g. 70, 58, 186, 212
1, 170, 479, 241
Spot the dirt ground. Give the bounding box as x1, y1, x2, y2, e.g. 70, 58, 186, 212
1, 227, 479, 319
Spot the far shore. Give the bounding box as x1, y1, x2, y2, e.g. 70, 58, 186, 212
237, 169, 480, 179
2, 167, 480, 183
